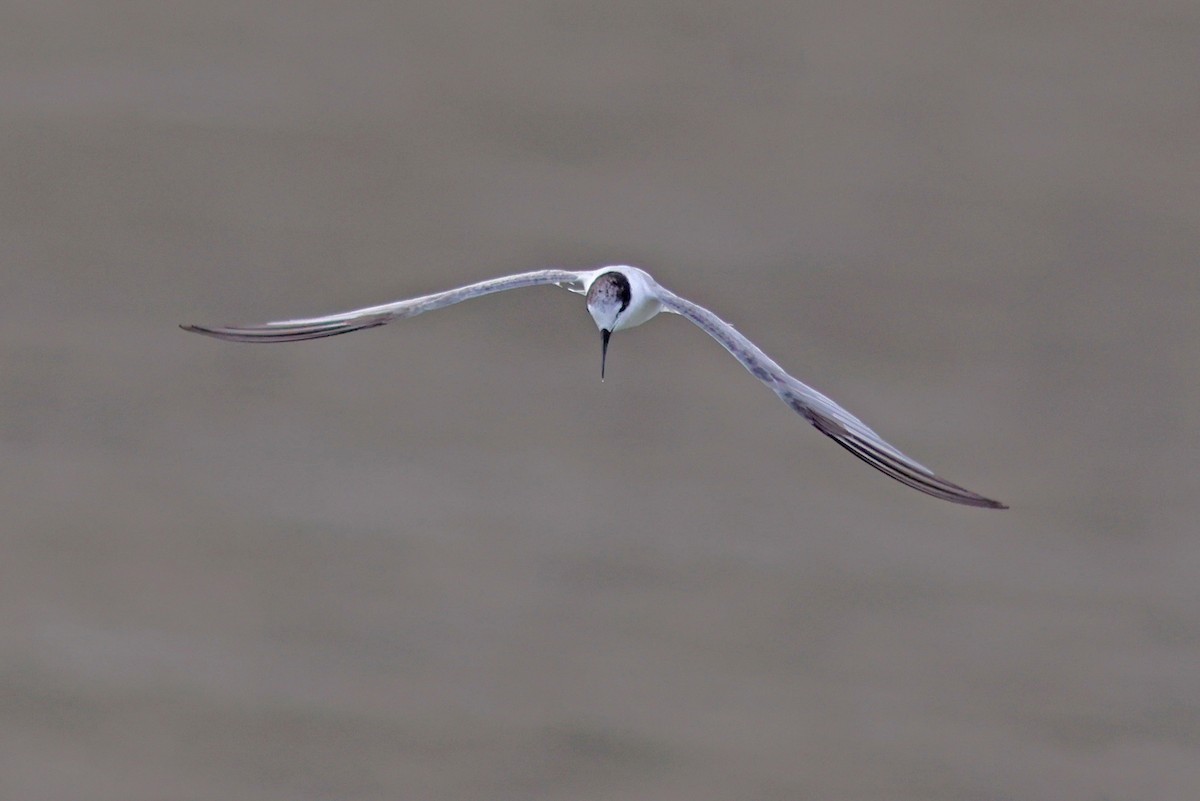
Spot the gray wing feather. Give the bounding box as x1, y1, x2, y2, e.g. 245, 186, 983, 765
181, 270, 590, 342
654, 286, 1005, 509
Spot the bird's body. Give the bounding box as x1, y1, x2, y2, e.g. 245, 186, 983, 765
183, 265, 1005, 508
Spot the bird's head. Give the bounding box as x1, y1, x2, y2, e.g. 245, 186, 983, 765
585, 270, 632, 380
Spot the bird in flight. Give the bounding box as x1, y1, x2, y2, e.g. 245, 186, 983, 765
183, 266, 1005, 508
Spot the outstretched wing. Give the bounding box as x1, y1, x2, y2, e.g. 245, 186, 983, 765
181, 269, 594, 342
654, 286, 1006, 509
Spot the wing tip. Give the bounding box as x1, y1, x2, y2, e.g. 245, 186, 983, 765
977, 496, 1009, 510
180, 322, 234, 340
179, 315, 390, 342
804, 408, 1007, 509
947, 489, 1008, 510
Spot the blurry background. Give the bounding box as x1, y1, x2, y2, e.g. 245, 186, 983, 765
2, 2, 1198, 799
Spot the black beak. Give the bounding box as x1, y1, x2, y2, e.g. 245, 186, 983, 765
600, 329, 611, 381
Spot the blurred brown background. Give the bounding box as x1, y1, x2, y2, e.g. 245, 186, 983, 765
2, 3, 1198, 799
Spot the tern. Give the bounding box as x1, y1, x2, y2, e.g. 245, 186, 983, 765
183, 266, 1005, 508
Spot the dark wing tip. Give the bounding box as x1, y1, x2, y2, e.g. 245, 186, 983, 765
831, 430, 1007, 509
179, 315, 389, 343
835, 433, 1007, 508
796, 403, 1006, 509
